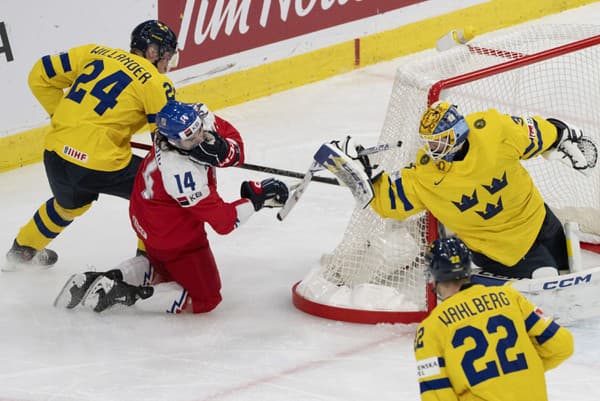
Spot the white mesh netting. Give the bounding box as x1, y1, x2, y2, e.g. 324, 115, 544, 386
295, 24, 600, 319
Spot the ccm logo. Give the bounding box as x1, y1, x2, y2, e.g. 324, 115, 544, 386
543, 274, 592, 290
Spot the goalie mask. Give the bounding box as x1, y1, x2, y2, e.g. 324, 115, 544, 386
156, 100, 205, 150
419, 101, 470, 161
425, 237, 472, 283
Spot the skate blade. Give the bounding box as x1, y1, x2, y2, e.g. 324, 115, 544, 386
3, 259, 56, 272
81, 276, 114, 310
53, 274, 78, 308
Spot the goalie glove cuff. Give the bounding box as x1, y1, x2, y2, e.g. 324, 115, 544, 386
547, 118, 583, 149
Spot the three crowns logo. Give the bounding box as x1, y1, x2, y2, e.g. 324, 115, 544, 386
483, 172, 508, 194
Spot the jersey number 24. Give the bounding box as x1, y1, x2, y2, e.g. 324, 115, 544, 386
66, 59, 132, 115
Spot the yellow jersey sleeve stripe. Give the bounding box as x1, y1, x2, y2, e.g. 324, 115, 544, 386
524, 310, 540, 331
393, 175, 414, 211
147, 114, 156, 123
536, 321, 560, 345
419, 377, 452, 394
523, 119, 544, 158
41, 55, 56, 78
59, 52, 72, 73
386, 175, 397, 209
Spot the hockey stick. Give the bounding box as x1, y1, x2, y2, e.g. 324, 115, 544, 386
130, 141, 340, 185
276, 140, 403, 221
276, 161, 323, 221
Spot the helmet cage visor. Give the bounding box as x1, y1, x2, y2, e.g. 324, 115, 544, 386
419, 103, 469, 161
421, 128, 458, 160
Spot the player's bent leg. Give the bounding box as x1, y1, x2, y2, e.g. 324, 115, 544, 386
136, 281, 221, 313
537, 204, 570, 270
134, 281, 197, 313
153, 246, 223, 313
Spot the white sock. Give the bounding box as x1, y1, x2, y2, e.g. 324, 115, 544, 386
135, 282, 190, 313
115, 255, 153, 286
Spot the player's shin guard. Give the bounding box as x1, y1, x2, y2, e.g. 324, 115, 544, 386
15, 198, 91, 251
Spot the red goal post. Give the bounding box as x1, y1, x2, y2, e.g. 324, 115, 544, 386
292, 24, 600, 324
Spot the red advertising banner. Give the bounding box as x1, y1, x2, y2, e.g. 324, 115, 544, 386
158, 0, 425, 69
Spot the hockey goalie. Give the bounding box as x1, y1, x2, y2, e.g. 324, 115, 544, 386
320, 101, 600, 324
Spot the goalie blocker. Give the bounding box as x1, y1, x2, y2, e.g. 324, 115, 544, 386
313, 143, 375, 209
276, 138, 400, 221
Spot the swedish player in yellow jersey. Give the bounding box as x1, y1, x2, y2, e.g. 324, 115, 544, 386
5, 20, 177, 270
414, 237, 573, 401
368, 101, 593, 278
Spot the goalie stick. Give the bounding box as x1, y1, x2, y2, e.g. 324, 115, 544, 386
277, 141, 402, 221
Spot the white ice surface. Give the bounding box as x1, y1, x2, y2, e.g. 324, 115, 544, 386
2, 4, 600, 400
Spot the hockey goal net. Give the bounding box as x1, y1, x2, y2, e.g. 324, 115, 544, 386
293, 24, 600, 324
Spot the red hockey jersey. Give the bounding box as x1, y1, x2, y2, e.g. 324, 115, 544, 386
129, 116, 251, 254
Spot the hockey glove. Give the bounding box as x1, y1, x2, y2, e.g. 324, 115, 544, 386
189, 130, 240, 167
331, 136, 383, 182
240, 178, 289, 211
545, 118, 591, 171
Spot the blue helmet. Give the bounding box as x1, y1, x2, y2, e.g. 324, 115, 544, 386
419, 101, 470, 161
156, 100, 203, 141
131, 20, 177, 58
425, 237, 472, 283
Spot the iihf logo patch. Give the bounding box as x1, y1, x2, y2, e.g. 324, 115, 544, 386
474, 119, 486, 129
62, 145, 88, 162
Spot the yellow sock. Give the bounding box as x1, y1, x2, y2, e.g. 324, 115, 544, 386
16, 198, 91, 250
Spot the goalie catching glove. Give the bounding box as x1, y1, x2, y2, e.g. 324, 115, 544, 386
544, 118, 598, 173
241, 178, 289, 211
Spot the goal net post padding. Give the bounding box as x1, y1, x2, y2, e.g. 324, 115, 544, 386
293, 24, 600, 324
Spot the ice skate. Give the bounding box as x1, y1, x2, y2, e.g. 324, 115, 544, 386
54, 269, 123, 309
82, 276, 153, 313
4, 239, 58, 271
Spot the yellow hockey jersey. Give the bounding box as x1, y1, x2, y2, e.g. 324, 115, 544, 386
414, 284, 573, 401
29, 44, 176, 171
370, 110, 559, 266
